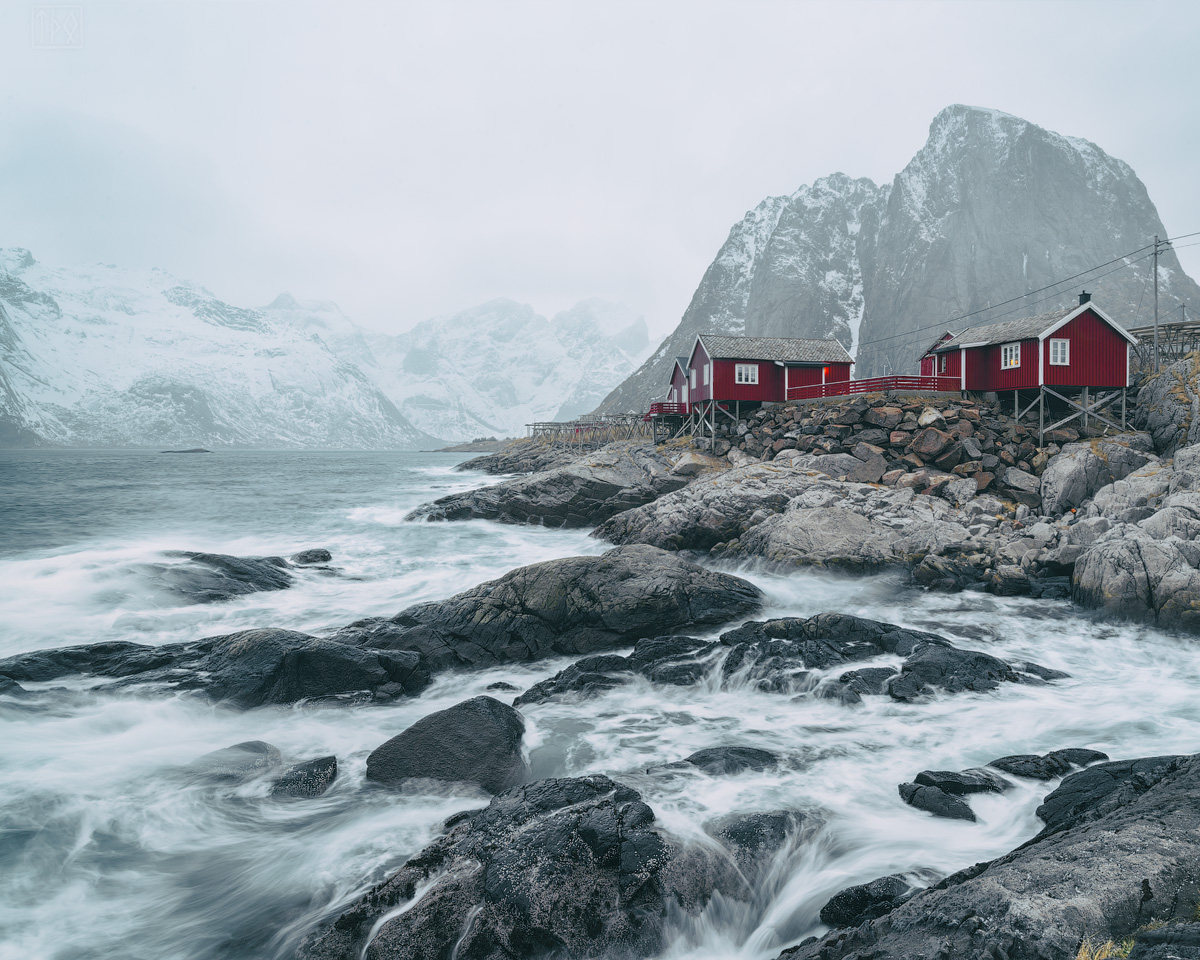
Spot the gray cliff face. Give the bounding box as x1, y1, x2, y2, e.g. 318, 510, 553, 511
599, 105, 1200, 410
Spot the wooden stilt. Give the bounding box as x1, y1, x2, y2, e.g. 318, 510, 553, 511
1082, 386, 1089, 433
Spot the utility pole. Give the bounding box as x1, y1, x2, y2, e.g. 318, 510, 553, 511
1153, 234, 1160, 373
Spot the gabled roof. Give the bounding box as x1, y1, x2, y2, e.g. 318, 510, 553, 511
934, 302, 1137, 351
696, 334, 854, 364
921, 331, 957, 356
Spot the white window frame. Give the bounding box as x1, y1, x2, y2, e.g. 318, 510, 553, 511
1001, 342, 1021, 369
734, 363, 759, 385
690, 369, 696, 389
1049, 338, 1070, 366
703, 363, 710, 385
938, 353, 948, 374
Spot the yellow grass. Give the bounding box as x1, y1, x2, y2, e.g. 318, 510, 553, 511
1075, 937, 1134, 960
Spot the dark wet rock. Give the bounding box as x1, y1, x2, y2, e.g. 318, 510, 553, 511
366, 696, 528, 795
0, 676, 28, 697
819, 874, 917, 927
1128, 922, 1200, 959
782, 753, 1200, 960
897, 782, 977, 821
297, 775, 730, 960
886, 644, 1034, 701
835, 666, 898, 700
914, 767, 1012, 795
331, 545, 762, 672
290, 548, 332, 565
148, 551, 294, 603
514, 636, 716, 706
485, 681, 518, 692
513, 654, 633, 706
0, 640, 180, 683
682, 746, 779, 776
1034, 755, 1189, 838
989, 747, 1109, 780
705, 810, 806, 879
408, 442, 690, 528
186, 741, 282, 783
271, 756, 338, 799
0, 630, 432, 708
194, 631, 432, 708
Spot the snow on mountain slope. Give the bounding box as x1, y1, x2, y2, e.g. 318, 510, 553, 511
0, 250, 439, 449
359, 297, 650, 441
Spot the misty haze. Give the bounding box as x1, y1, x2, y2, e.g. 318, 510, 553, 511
4, 4, 1200, 960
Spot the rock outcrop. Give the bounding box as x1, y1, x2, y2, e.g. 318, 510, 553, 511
366, 696, 528, 794
508, 613, 1064, 707
780, 753, 1200, 960
1038, 435, 1156, 515
330, 545, 763, 671
0, 629, 433, 707
1136, 353, 1200, 456
408, 442, 691, 527
296, 775, 733, 960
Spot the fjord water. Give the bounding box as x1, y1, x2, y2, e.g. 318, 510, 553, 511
1, 449, 1198, 960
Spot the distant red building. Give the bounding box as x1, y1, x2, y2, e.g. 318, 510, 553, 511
664, 334, 853, 407
923, 298, 1135, 392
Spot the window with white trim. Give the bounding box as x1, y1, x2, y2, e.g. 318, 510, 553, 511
1001, 342, 1020, 369
734, 363, 759, 384
690, 369, 696, 389
1049, 338, 1070, 365
703, 363, 710, 385
939, 354, 948, 374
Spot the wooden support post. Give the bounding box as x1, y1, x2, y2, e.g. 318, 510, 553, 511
1121, 389, 1126, 429
1039, 387, 1044, 445
1082, 386, 1089, 433
1014, 390, 1019, 420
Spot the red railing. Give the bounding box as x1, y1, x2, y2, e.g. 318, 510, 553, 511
644, 401, 690, 420
785, 376, 961, 402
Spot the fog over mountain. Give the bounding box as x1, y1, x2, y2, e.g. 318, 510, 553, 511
598, 105, 1200, 413
0, 250, 647, 448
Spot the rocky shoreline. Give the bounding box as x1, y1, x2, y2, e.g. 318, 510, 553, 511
7, 364, 1200, 959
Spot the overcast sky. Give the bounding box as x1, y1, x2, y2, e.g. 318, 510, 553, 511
2, 0, 1198, 339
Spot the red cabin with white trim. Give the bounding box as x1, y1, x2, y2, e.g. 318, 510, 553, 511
928, 300, 1134, 392
681, 334, 853, 405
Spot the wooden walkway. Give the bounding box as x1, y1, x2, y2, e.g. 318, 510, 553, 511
526, 415, 651, 448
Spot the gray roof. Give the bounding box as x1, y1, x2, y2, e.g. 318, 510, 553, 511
935, 308, 1074, 351
699, 334, 853, 364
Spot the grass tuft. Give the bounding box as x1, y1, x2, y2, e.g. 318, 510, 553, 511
1075, 937, 1135, 960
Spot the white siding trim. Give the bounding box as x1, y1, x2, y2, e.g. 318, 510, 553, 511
960, 347, 966, 390
1039, 338, 1044, 385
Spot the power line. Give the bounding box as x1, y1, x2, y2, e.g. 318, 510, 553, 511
855, 229, 1196, 354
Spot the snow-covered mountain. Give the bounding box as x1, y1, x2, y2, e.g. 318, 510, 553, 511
597, 105, 1200, 412
360, 298, 649, 441
0, 250, 649, 448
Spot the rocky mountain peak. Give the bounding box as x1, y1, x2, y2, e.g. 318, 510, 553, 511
597, 106, 1199, 412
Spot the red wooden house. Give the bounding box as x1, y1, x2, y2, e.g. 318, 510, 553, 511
925, 297, 1134, 392
924, 294, 1136, 436
918, 332, 957, 377
677, 334, 853, 406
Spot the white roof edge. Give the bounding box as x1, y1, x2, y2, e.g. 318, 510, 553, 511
1039, 302, 1140, 344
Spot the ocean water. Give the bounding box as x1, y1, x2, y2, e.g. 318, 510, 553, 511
1, 449, 1197, 960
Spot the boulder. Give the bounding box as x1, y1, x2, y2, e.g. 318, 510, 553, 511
845, 454, 888, 484
781, 753, 1200, 960
331, 545, 762, 671
291, 548, 333, 565
886, 644, 1033, 701
272, 756, 338, 798
143, 551, 294, 604
366, 696, 528, 794
864, 406, 904, 429
681, 746, 779, 776
0, 630, 433, 708
913, 767, 1012, 795
455, 441, 579, 475
1002, 467, 1042, 495
910, 428, 952, 459
406, 442, 689, 528
297, 776, 731, 960
897, 782, 976, 821
185, 741, 282, 783
819, 875, 917, 927
1136, 355, 1200, 455
989, 748, 1109, 780
917, 407, 946, 429
1039, 436, 1157, 516
704, 810, 806, 878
